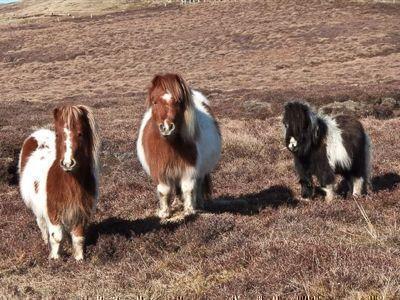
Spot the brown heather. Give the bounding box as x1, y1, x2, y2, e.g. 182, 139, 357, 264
0, 0, 400, 298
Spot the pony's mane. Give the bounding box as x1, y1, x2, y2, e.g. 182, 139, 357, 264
57, 105, 101, 175
150, 73, 199, 141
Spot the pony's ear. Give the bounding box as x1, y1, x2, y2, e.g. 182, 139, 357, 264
53, 107, 60, 120
283, 101, 292, 112
147, 75, 161, 107
77, 105, 88, 115
151, 74, 161, 86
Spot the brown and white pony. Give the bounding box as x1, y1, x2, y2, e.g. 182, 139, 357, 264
19, 105, 100, 260
137, 73, 221, 219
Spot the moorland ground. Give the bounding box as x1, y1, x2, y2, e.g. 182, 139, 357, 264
0, 0, 400, 298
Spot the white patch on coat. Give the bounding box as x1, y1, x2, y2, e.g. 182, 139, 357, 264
191, 89, 221, 178
161, 91, 172, 102
156, 183, 171, 219
48, 222, 63, 259
288, 137, 297, 151
181, 175, 196, 214
323, 116, 351, 170
63, 127, 73, 167
19, 129, 56, 222
157, 182, 171, 196
322, 184, 335, 202
71, 234, 84, 261
353, 177, 364, 196
136, 109, 152, 175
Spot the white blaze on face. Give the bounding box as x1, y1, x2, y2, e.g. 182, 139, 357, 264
63, 127, 73, 166
161, 91, 172, 103
164, 119, 170, 131
288, 137, 298, 151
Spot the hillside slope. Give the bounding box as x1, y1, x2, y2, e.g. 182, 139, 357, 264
0, 0, 171, 22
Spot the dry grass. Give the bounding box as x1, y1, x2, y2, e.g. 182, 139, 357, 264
1, 0, 400, 298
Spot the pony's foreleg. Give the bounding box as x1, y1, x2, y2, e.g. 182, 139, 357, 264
48, 222, 63, 259
36, 217, 48, 245
181, 177, 197, 216
71, 225, 85, 261
157, 183, 172, 219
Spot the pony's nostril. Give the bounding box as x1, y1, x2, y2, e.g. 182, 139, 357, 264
159, 124, 165, 132
70, 159, 76, 168
169, 123, 175, 132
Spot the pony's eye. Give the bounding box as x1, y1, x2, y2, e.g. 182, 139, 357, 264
78, 132, 83, 137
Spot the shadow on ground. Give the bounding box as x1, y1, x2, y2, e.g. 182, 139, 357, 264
205, 185, 298, 215
87, 185, 295, 246
0, 148, 19, 186
334, 172, 400, 197
86, 214, 197, 246
371, 172, 400, 192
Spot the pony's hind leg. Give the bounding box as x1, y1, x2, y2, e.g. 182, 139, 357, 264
196, 177, 204, 210
171, 184, 183, 211
181, 177, 197, 216
48, 223, 63, 259
196, 174, 212, 211
36, 217, 48, 245
157, 183, 172, 219
71, 225, 85, 261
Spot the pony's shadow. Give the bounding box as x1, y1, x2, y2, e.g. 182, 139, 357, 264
205, 185, 298, 215
87, 185, 296, 246
1, 149, 20, 186
86, 214, 197, 246
371, 172, 400, 192
335, 172, 400, 197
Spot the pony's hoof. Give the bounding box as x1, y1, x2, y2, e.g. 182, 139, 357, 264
325, 195, 334, 203
157, 209, 171, 220
299, 197, 311, 203
49, 253, 59, 260
184, 208, 197, 217
74, 254, 84, 261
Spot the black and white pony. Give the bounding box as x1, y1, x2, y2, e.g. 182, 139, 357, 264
283, 101, 372, 201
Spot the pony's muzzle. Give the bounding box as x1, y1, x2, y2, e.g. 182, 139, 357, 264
60, 158, 76, 171
159, 122, 175, 136
288, 137, 298, 152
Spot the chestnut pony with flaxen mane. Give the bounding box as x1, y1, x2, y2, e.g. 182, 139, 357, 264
137, 74, 221, 219
19, 105, 100, 260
